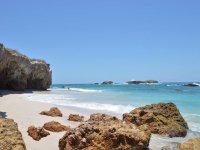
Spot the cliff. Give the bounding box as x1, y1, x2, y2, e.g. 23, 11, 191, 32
0, 43, 52, 90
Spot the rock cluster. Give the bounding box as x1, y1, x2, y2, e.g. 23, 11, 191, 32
43, 121, 70, 132
59, 113, 151, 150
123, 103, 188, 137
68, 114, 84, 122
179, 138, 200, 150
126, 80, 158, 84
0, 43, 51, 90
27, 126, 50, 141
0, 118, 26, 150
40, 107, 63, 117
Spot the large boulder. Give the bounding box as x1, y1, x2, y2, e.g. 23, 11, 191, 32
0, 43, 51, 90
179, 138, 200, 150
27, 126, 50, 141
123, 103, 188, 137
40, 107, 63, 117
59, 113, 151, 150
0, 118, 26, 150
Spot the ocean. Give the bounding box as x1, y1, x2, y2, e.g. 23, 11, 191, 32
23, 82, 200, 149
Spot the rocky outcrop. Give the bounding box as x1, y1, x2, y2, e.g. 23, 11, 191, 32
126, 80, 158, 84
0, 118, 26, 150
68, 114, 84, 122
183, 83, 200, 87
27, 126, 50, 141
123, 103, 188, 137
179, 138, 200, 150
59, 113, 151, 150
0, 43, 51, 90
40, 107, 63, 117
43, 121, 70, 132
101, 81, 113, 84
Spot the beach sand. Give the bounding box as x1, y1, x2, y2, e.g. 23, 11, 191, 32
0, 91, 89, 150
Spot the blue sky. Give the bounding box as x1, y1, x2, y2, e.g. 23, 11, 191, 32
1, 0, 200, 83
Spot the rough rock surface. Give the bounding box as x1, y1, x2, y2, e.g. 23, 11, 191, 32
0, 118, 26, 150
0, 43, 51, 90
123, 103, 188, 137
40, 107, 62, 117
101, 81, 113, 84
126, 80, 158, 84
43, 121, 70, 132
68, 114, 84, 122
27, 126, 50, 141
59, 113, 151, 150
179, 138, 200, 150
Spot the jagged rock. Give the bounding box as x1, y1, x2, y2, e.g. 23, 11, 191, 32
0, 118, 26, 150
101, 81, 113, 84
0, 43, 51, 90
179, 138, 200, 150
40, 107, 63, 117
59, 113, 151, 150
126, 80, 158, 84
43, 121, 70, 132
68, 114, 84, 122
123, 103, 188, 137
27, 126, 50, 141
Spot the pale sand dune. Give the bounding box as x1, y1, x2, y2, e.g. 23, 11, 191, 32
0, 91, 89, 150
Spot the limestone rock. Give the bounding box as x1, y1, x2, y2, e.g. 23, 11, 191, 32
40, 107, 63, 117
0, 118, 26, 150
123, 103, 188, 137
68, 114, 84, 122
179, 138, 200, 150
27, 126, 50, 141
59, 113, 151, 150
126, 80, 158, 84
0, 43, 51, 90
101, 81, 113, 84
43, 121, 70, 132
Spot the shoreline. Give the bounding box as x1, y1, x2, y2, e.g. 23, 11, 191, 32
0, 90, 89, 150
0, 90, 200, 150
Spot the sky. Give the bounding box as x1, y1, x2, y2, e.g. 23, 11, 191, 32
1, 0, 200, 83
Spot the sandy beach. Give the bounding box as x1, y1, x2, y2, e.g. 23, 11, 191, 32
0, 90, 89, 150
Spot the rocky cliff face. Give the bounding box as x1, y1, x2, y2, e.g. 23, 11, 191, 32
0, 43, 51, 90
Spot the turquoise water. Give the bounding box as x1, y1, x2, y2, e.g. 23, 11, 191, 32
25, 83, 200, 133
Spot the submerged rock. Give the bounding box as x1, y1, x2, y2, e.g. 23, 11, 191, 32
123, 102, 188, 137
59, 113, 151, 150
0, 43, 51, 90
0, 118, 26, 150
27, 126, 50, 141
40, 107, 63, 117
179, 138, 200, 150
43, 121, 70, 132
126, 80, 158, 84
68, 114, 84, 122
101, 81, 113, 84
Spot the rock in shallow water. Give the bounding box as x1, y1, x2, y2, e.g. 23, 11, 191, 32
179, 138, 200, 150
0, 118, 26, 150
40, 107, 63, 117
123, 102, 188, 137
27, 126, 50, 141
0, 43, 51, 90
59, 113, 151, 150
